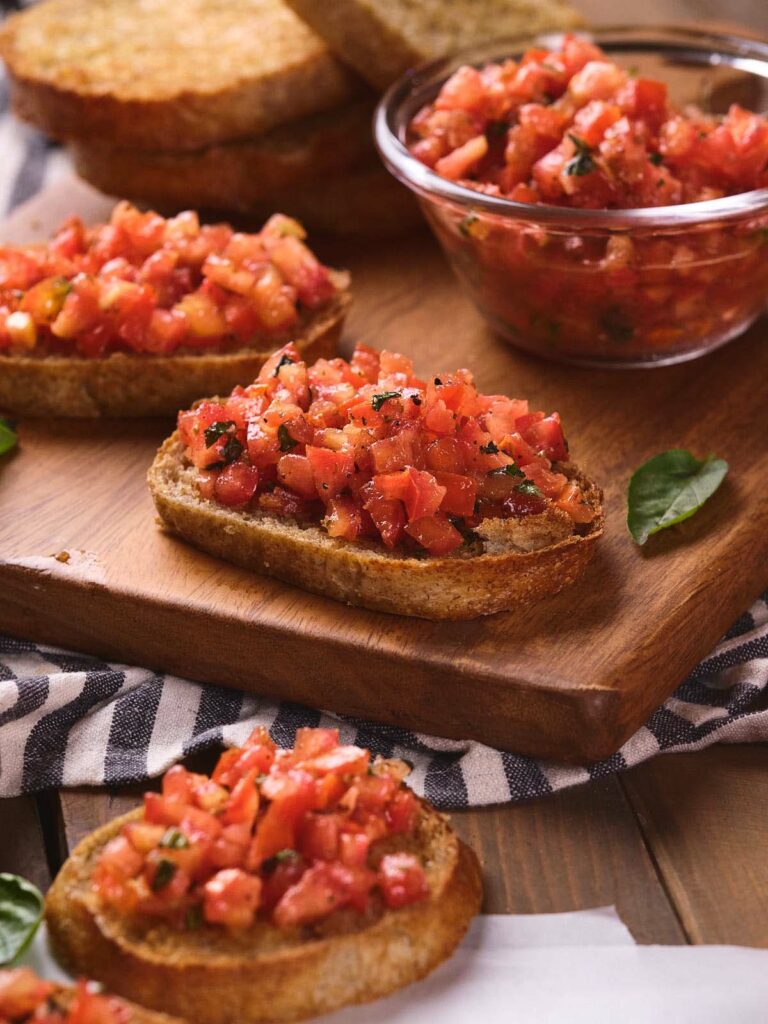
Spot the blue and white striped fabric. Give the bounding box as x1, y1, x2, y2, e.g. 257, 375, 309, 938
1, 30, 767, 808
2, 589, 767, 806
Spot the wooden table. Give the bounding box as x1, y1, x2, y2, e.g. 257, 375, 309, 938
2, 0, 768, 954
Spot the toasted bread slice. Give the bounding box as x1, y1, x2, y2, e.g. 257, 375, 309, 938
72, 145, 421, 237
148, 432, 603, 619
0, 285, 349, 418
0, 0, 360, 151
283, 0, 585, 90
46, 803, 482, 1024
68, 100, 377, 214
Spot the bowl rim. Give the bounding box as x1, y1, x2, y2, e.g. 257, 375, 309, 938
374, 24, 768, 231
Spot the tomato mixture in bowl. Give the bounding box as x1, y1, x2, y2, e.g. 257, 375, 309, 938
0, 203, 339, 358
177, 343, 596, 557
376, 27, 768, 367
95, 728, 428, 930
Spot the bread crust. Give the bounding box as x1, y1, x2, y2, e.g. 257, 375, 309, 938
148, 432, 604, 619
72, 157, 420, 238
46, 805, 483, 1024
0, 0, 360, 150
69, 100, 377, 213
0, 289, 350, 418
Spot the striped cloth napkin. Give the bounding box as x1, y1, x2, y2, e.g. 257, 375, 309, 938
2, 589, 766, 807
0, 46, 767, 808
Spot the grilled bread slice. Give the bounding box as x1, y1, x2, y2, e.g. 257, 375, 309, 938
0, 284, 350, 418
283, 0, 585, 90
148, 432, 603, 620
0, 0, 360, 151
68, 100, 377, 215
45, 803, 482, 1024
72, 147, 420, 238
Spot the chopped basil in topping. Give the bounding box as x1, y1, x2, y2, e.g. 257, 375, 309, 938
371, 391, 400, 412
488, 462, 524, 478
564, 134, 597, 176
272, 353, 295, 376
278, 423, 298, 451
262, 849, 299, 874
204, 420, 237, 448
480, 440, 499, 454
160, 828, 189, 850
649, 152, 663, 165
151, 859, 177, 892
516, 480, 543, 497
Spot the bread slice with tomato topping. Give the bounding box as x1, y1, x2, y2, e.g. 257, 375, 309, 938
0, 969, 182, 1024
45, 728, 482, 1023
0, 204, 350, 418
148, 344, 603, 619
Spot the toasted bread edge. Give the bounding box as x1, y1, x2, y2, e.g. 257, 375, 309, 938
0, 289, 350, 418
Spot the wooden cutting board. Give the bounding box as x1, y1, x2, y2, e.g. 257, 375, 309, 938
1, 193, 767, 762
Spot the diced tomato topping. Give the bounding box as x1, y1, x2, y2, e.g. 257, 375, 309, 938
411, 36, 768, 208
0, 970, 130, 1024
0, 204, 339, 357
94, 731, 428, 932
203, 868, 262, 930
176, 345, 592, 552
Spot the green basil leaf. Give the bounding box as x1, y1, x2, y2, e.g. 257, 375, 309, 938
0, 418, 18, 457
627, 449, 728, 545
371, 391, 401, 412
0, 874, 44, 965
277, 423, 298, 452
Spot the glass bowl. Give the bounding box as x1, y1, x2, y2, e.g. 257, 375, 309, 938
375, 26, 768, 368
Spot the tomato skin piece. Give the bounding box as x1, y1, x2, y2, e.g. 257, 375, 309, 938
324, 494, 363, 541
378, 853, 429, 909
292, 727, 339, 761
405, 515, 464, 555
363, 491, 407, 549
213, 462, 259, 507
203, 868, 262, 930
306, 445, 355, 498
272, 862, 356, 928
433, 471, 477, 517
277, 453, 316, 499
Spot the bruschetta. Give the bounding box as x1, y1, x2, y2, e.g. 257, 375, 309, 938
148, 343, 604, 618
0, 968, 181, 1023
0, 204, 350, 417
45, 727, 482, 1023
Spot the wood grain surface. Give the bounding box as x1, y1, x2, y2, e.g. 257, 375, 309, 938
1, 227, 767, 763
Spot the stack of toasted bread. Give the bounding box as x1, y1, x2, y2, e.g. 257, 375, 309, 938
0, 0, 582, 235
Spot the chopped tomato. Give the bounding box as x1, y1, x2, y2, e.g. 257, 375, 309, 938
203, 868, 262, 929
176, 345, 591, 553
94, 729, 429, 932
377, 853, 429, 909
0, 204, 339, 357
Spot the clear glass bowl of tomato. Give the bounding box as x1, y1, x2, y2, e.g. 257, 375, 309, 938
375, 27, 768, 368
